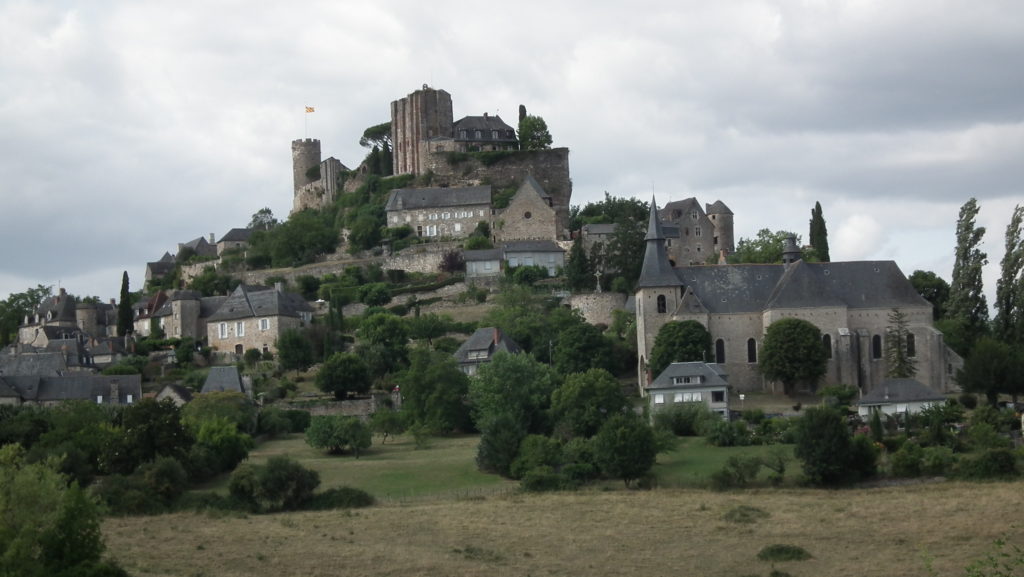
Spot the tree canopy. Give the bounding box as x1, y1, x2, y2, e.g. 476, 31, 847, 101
550, 369, 629, 439
649, 320, 712, 376
760, 318, 827, 395
517, 115, 552, 150
809, 201, 830, 262
316, 352, 371, 400
730, 229, 804, 264
909, 270, 950, 321
947, 198, 989, 348
994, 204, 1024, 344
0, 284, 51, 346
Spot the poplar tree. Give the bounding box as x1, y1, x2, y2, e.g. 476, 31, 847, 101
947, 198, 989, 348
994, 205, 1024, 344
809, 201, 830, 262
117, 271, 132, 336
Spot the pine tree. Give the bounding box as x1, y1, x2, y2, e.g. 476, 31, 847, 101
947, 198, 989, 347
564, 235, 592, 292
117, 271, 132, 337
809, 201, 830, 262
994, 205, 1024, 344
885, 308, 917, 378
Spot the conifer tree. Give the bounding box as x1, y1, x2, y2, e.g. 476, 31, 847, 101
994, 205, 1024, 344
117, 271, 132, 336
564, 235, 592, 292
947, 198, 989, 347
809, 201, 830, 262
885, 308, 917, 378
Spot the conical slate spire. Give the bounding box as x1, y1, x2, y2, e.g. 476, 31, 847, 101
638, 197, 683, 288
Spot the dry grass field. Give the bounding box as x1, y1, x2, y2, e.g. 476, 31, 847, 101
105, 480, 1023, 577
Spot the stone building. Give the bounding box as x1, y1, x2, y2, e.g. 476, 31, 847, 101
453, 113, 518, 152
635, 200, 957, 395
205, 284, 313, 356
0, 374, 141, 407
659, 198, 735, 266
391, 86, 455, 176
647, 362, 731, 420
384, 186, 491, 239
291, 137, 348, 214
504, 240, 565, 277
493, 175, 557, 242
18, 288, 115, 346
216, 228, 254, 255
453, 327, 521, 376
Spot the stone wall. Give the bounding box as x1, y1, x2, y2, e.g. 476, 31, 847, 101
421, 148, 572, 238
294, 392, 402, 418
566, 293, 628, 327
381, 241, 461, 274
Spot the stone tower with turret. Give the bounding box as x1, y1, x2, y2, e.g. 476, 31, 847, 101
635, 199, 686, 388
292, 138, 321, 193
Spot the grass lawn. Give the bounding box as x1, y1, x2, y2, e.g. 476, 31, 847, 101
654, 436, 796, 487
203, 433, 516, 502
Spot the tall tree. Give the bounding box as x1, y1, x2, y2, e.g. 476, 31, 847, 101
648, 320, 712, 376
947, 198, 989, 348
760, 318, 827, 395
958, 337, 1012, 406
605, 217, 645, 290
994, 204, 1024, 344
117, 271, 132, 337
316, 352, 370, 400
909, 270, 951, 321
248, 207, 278, 231
809, 201, 830, 262
884, 308, 917, 378
730, 229, 803, 264
517, 115, 553, 150
564, 235, 592, 292
0, 284, 51, 346
397, 347, 472, 434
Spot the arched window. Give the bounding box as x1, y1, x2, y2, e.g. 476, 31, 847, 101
747, 338, 757, 363
657, 295, 666, 313
907, 333, 916, 357
715, 339, 726, 364
822, 334, 832, 359
872, 335, 882, 359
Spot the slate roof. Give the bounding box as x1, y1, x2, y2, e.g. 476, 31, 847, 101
581, 223, 617, 236
0, 374, 141, 404
217, 228, 254, 243
206, 285, 312, 323
859, 378, 945, 406
639, 200, 684, 288
668, 260, 929, 313
200, 296, 229, 318
453, 115, 517, 141
517, 174, 551, 199
201, 366, 248, 394
705, 200, 733, 215
25, 291, 78, 326
464, 248, 503, 262
502, 240, 564, 254
146, 260, 176, 277
453, 327, 521, 364
156, 383, 194, 404
0, 351, 67, 376
648, 362, 729, 390
385, 186, 492, 212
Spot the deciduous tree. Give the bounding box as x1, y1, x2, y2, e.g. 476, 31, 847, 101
317, 352, 370, 400
550, 369, 629, 439
277, 329, 314, 375
909, 270, 950, 320
760, 318, 827, 395
592, 412, 657, 488
649, 320, 712, 376
947, 198, 989, 348
397, 347, 471, 434
994, 204, 1024, 344
517, 115, 552, 150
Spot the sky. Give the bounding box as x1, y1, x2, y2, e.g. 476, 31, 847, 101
1, 0, 1022, 307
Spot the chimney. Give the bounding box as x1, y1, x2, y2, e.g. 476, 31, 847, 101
209, 233, 215, 244
59, 287, 67, 297
483, 112, 488, 119
274, 281, 283, 293
110, 298, 116, 306
110, 381, 119, 405
493, 327, 500, 345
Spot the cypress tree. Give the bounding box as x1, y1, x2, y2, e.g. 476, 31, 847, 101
809, 201, 830, 262
117, 271, 132, 336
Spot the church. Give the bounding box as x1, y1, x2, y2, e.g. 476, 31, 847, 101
635, 200, 960, 395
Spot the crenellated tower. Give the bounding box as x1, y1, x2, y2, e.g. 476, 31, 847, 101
291, 138, 322, 193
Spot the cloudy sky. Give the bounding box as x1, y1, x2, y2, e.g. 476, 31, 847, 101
2, 0, 1022, 306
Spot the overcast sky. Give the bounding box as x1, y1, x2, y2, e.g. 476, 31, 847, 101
2, 0, 1022, 307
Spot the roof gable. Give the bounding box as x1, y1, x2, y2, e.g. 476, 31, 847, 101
385, 186, 492, 212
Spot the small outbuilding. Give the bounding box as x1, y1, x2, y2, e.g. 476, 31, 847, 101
646, 361, 730, 420
857, 378, 946, 417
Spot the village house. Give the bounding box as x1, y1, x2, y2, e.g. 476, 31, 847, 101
464, 248, 503, 280
384, 185, 491, 239
216, 228, 254, 255
453, 327, 521, 376
646, 361, 731, 420
856, 378, 947, 418
504, 240, 565, 277
493, 175, 558, 243
205, 284, 313, 356
0, 374, 141, 407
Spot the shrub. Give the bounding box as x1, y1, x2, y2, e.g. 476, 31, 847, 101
710, 456, 762, 491
228, 457, 320, 512
520, 466, 571, 492
137, 456, 188, 506
958, 393, 978, 410
652, 402, 718, 436
890, 441, 924, 477
91, 474, 165, 516
967, 422, 1013, 451
510, 435, 562, 480
920, 446, 956, 476
956, 449, 1018, 480
705, 420, 751, 447
306, 487, 375, 510
740, 408, 766, 425
757, 544, 812, 562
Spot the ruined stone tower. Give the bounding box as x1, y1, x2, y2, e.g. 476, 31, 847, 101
390, 85, 454, 175
291, 138, 322, 193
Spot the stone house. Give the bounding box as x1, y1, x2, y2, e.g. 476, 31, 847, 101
465, 248, 503, 280
145, 252, 176, 289
647, 361, 731, 420
659, 198, 735, 266
856, 378, 946, 418
201, 366, 251, 397
636, 200, 957, 394
493, 175, 557, 242
453, 327, 521, 376
453, 113, 518, 152
216, 228, 254, 255
580, 223, 617, 253
504, 240, 565, 277
0, 374, 141, 407
385, 186, 491, 239
206, 284, 313, 356
153, 383, 194, 407
179, 235, 218, 259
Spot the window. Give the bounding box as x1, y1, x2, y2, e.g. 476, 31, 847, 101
96, 395, 103, 404
747, 338, 757, 363
127, 394, 133, 404
219, 323, 228, 339
175, 326, 180, 336
454, 223, 462, 233
524, 211, 532, 219
872, 335, 882, 359
691, 210, 698, 220
416, 225, 423, 237
654, 394, 665, 404
695, 226, 702, 237
484, 261, 492, 270
236, 321, 245, 337
491, 130, 498, 139
822, 334, 832, 359
907, 333, 916, 357
260, 318, 270, 331
442, 212, 451, 219
673, 393, 683, 402
474, 130, 482, 139
711, 390, 725, 403
715, 339, 725, 363
657, 295, 667, 313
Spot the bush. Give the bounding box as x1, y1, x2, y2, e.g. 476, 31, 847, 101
757, 544, 812, 562
956, 449, 1018, 480
710, 456, 762, 491
890, 441, 924, 477
920, 446, 956, 476
228, 457, 321, 512
958, 393, 978, 410
306, 415, 372, 457
652, 402, 718, 436
967, 422, 1013, 451
705, 420, 751, 447
510, 435, 562, 480
520, 466, 572, 492
91, 474, 165, 516
306, 487, 375, 510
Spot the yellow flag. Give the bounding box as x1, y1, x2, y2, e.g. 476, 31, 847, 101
305, 106, 315, 113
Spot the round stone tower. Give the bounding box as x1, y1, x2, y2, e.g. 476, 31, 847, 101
706, 200, 735, 255
291, 138, 322, 192
75, 302, 98, 337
